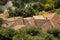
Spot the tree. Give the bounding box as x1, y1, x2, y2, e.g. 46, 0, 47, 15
8, 7, 35, 18
44, 0, 55, 11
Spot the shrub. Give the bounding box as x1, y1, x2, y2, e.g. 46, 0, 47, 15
48, 9, 60, 14
8, 7, 35, 18
18, 27, 42, 36
0, 7, 3, 13
12, 34, 44, 40
45, 34, 58, 40
25, 35, 44, 40
0, 27, 16, 40
0, 18, 3, 27
12, 27, 43, 40
47, 28, 60, 40
39, 11, 48, 15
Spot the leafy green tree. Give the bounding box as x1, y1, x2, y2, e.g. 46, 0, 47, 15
8, 7, 35, 18
12, 0, 40, 8
44, 0, 55, 11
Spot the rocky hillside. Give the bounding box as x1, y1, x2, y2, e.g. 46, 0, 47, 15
0, 11, 60, 31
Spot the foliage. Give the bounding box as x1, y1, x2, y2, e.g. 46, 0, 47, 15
0, 0, 60, 40
12, 27, 60, 40
44, 0, 55, 11
49, 9, 60, 14
18, 27, 42, 36
8, 7, 35, 18
12, 27, 43, 40
45, 34, 58, 40
54, 0, 60, 9
13, 35, 44, 40
0, 7, 4, 13
47, 28, 60, 39
39, 11, 48, 15
0, 27, 16, 40
0, 0, 9, 5
0, 26, 59, 40
0, 18, 3, 27
1, 0, 60, 18
12, 0, 40, 8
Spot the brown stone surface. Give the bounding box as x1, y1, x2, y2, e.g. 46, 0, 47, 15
41, 20, 53, 32
43, 13, 56, 20
1, 12, 60, 31
33, 16, 46, 27
51, 14, 60, 29
2, 17, 24, 27
24, 17, 36, 26
12, 25, 26, 30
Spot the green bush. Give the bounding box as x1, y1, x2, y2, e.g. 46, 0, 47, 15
45, 34, 58, 40
18, 27, 42, 36
0, 28, 16, 40
13, 35, 44, 40
0, 18, 3, 27
39, 11, 48, 15
25, 35, 44, 40
47, 28, 60, 40
12, 27, 43, 40
0, 7, 4, 13
48, 9, 60, 14
8, 7, 35, 18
